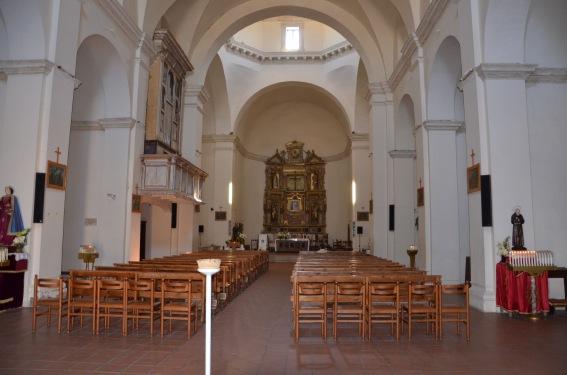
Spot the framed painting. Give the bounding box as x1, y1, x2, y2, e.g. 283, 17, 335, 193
215, 211, 227, 221
46, 160, 67, 190
132, 194, 141, 213
357, 211, 369, 221
417, 187, 424, 207
467, 163, 481, 193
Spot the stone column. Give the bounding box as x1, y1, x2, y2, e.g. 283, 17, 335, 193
182, 85, 210, 168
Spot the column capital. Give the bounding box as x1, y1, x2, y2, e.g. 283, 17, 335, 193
365, 82, 393, 105
185, 85, 210, 105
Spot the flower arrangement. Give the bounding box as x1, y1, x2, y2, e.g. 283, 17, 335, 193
497, 236, 510, 256
276, 231, 291, 240
235, 233, 247, 244
12, 228, 31, 248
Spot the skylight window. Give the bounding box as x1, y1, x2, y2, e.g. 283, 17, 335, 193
285, 26, 300, 51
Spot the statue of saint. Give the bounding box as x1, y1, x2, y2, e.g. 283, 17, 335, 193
511, 207, 526, 250
0, 186, 25, 246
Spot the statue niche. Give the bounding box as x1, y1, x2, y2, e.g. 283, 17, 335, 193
263, 141, 327, 246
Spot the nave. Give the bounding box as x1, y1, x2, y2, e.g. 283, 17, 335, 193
1, 262, 567, 375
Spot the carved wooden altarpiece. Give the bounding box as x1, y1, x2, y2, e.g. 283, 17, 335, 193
263, 141, 327, 244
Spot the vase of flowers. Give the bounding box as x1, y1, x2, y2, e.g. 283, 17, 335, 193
11, 228, 31, 252
236, 233, 247, 245
276, 231, 291, 240
496, 236, 510, 263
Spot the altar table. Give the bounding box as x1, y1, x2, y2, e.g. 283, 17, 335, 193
496, 262, 549, 314
275, 239, 309, 252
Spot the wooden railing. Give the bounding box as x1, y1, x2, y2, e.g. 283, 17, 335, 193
140, 154, 208, 203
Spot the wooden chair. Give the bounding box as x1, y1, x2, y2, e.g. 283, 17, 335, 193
96, 278, 128, 335
32, 275, 68, 334
293, 276, 332, 341
67, 277, 97, 334
401, 281, 440, 340
366, 280, 399, 340
126, 279, 160, 336
333, 276, 366, 341
160, 279, 199, 338
439, 283, 470, 340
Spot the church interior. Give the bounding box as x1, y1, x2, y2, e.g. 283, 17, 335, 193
1, 0, 567, 373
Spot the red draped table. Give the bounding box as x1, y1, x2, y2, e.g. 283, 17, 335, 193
0, 253, 29, 311
496, 262, 550, 314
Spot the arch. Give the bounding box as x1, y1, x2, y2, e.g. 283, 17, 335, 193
397, 94, 416, 150
234, 82, 351, 139
0, 1, 45, 59
484, 0, 531, 63
427, 36, 462, 120
203, 55, 231, 135
72, 35, 131, 121
186, 2, 388, 85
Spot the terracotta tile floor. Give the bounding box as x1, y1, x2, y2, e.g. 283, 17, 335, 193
1, 262, 566, 374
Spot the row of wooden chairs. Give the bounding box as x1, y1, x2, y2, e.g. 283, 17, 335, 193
293, 274, 470, 342
33, 271, 202, 337
33, 250, 270, 336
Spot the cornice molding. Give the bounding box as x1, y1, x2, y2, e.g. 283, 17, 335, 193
0, 59, 54, 75
95, 0, 143, 51
526, 68, 567, 84
71, 121, 104, 131
99, 117, 136, 129
389, 150, 416, 159
202, 135, 352, 163
423, 120, 464, 131
389, 0, 450, 90
224, 38, 354, 64
415, 0, 451, 45
153, 30, 194, 76
477, 63, 537, 80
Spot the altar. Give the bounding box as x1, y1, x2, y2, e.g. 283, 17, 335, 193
275, 238, 309, 252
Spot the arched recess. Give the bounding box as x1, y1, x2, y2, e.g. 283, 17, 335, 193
203, 55, 231, 136
425, 36, 469, 283
427, 36, 463, 120
228, 82, 352, 245
524, 0, 567, 285
62, 35, 132, 271
392, 94, 417, 265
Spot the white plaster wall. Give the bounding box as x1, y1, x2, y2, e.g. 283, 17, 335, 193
527, 82, 567, 298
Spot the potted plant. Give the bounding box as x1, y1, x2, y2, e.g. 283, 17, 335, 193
497, 236, 510, 263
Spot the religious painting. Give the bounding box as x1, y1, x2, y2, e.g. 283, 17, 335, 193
215, 211, 227, 221
132, 194, 141, 213
46, 160, 67, 190
417, 187, 424, 207
467, 163, 481, 193
357, 211, 369, 221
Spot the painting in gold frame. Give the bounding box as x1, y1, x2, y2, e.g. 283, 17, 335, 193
417, 187, 424, 207
132, 194, 141, 213
46, 160, 67, 190
467, 163, 481, 193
